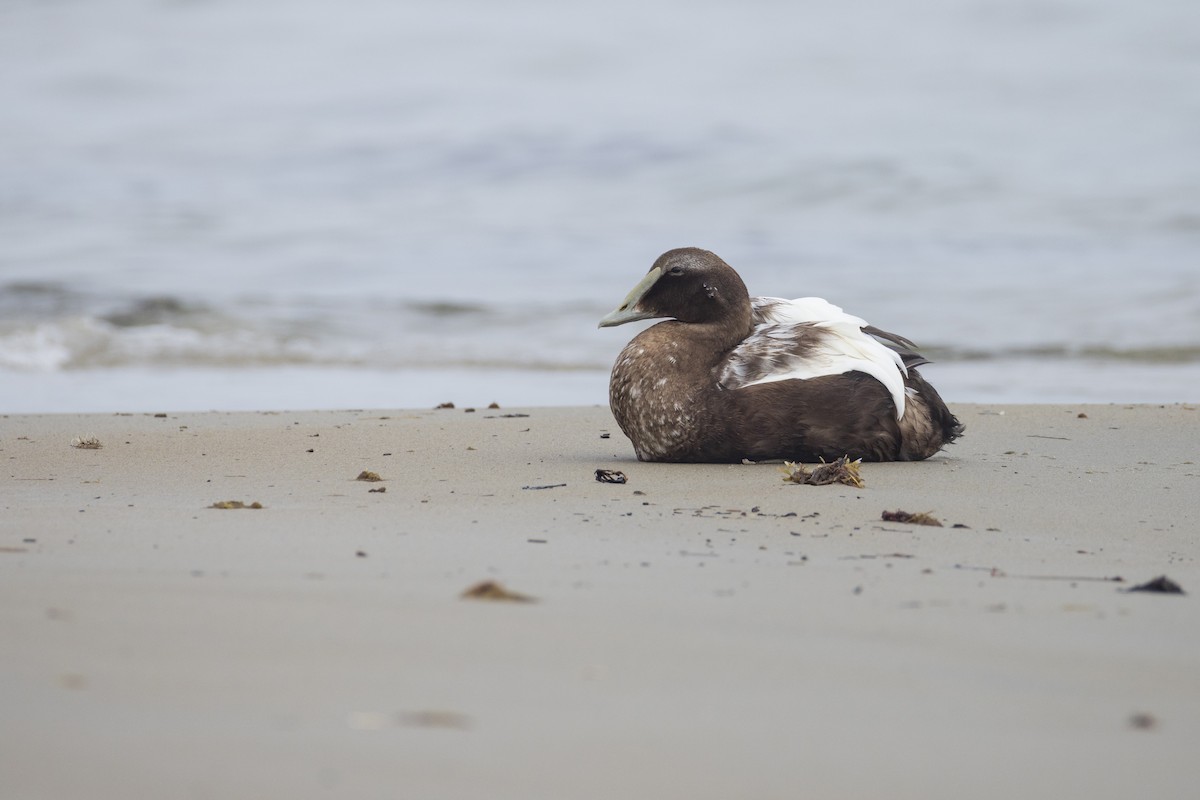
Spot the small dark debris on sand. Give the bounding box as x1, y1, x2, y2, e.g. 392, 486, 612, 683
461, 580, 536, 603
356, 471, 383, 482
595, 469, 627, 484
1125, 575, 1186, 595
488, 401, 501, 409
522, 482, 566, 490
1128, 712, 1157, 730
368, 486, 386, 493
397, 710, 473, 730
210, 500, 263, 510
882, 509, 943, 527
435, 402, 455, 409
781, 456, 864, 488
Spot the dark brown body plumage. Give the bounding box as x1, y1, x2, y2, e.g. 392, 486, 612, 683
602, 248, 963, 463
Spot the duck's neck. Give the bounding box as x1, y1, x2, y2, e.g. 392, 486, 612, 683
691, 298, 754, 361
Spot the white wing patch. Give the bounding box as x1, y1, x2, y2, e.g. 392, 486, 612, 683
718, 297, 911, 420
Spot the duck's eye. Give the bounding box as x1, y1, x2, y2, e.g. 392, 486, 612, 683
667, 266, 684, 276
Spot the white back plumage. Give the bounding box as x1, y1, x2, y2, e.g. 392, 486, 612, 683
717, 297, 911, 420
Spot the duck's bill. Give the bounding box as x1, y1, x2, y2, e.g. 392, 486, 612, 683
598, 267, 663, 328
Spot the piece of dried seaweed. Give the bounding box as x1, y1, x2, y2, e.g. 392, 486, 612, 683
210, 500, 263, 510
881, 509, 943, 527
70, 436, 103, 450
595, 469, 627, 484
460, 580, 536, 603
396, 710, 473, 730
1125, 575, 1186, 595
356, 470, 382, 482
368, 486, 386, 493
780, 456, 864, 488
809, 457, 864, 487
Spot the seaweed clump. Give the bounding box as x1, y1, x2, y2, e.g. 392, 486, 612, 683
881, 509, 943, 527
781, 456, 864, 488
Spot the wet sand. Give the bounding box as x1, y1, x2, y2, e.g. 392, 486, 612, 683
2, 403, 1198, 799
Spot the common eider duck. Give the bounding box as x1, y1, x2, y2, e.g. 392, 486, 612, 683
599, 247, 963, 463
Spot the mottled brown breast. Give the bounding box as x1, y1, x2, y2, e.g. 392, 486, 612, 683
608, 322, 730, 462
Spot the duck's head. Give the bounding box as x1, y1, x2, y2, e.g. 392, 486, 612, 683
598, 248, 752, 329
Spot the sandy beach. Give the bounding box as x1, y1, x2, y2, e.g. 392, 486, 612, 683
2, 402, 1198, 799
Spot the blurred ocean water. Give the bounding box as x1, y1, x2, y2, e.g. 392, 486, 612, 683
2, 0, 1198, 412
